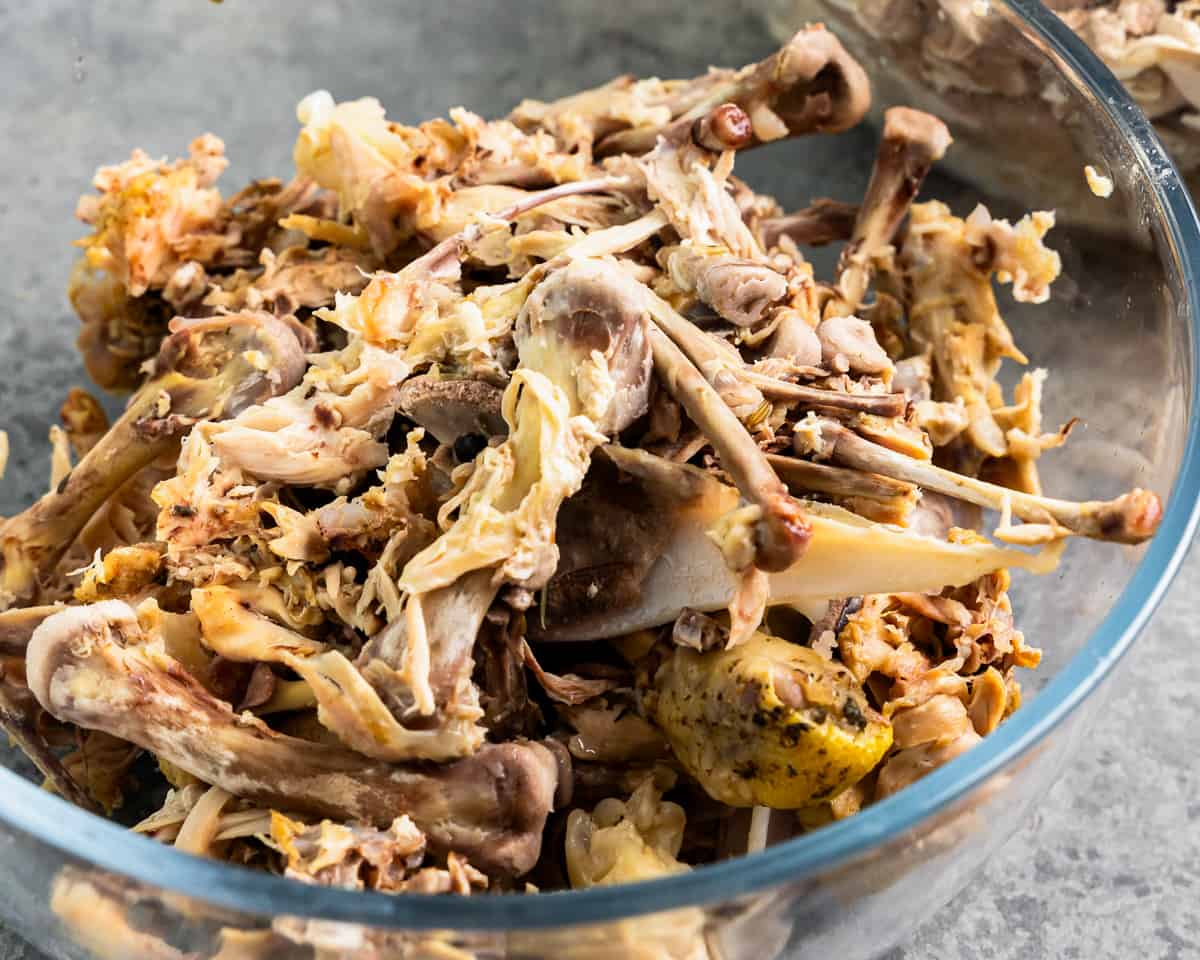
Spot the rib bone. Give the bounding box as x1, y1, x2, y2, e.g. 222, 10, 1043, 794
645, 321, 810, 572
414, 176, 629, 281
758, 199, 858, 250
0, 312, 306, 608
767, 452, 915, 502
807, 419, 1162, 544
769, 451, 917, 523
644, 290, 903, 418
742, 369, 906, 417
27, 602, 558, 876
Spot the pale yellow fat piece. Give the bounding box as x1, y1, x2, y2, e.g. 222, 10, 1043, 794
398, 368, 604, 594
565, 779, 689, 889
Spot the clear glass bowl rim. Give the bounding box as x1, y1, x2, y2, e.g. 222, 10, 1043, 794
3, 0, 1199, 933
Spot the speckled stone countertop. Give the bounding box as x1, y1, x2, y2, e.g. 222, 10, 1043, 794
0, 1, 1197, 957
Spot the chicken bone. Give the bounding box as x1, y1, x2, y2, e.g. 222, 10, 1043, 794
836, 107, 952, 312
646, 318, 810, 572
27, 600, 559, 876
539, 452, 1062, 641
803, 418, 1162, 543
192, 585, 485, 762
594, 26, 872, 156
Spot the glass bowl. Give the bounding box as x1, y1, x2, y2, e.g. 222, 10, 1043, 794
0, 1, 1197, 958
765, 0, 1180, 236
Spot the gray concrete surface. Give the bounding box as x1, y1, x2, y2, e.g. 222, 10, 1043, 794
0, 1, 1197, 957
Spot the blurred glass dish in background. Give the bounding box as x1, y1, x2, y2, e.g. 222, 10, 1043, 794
769, 0, 1200, 230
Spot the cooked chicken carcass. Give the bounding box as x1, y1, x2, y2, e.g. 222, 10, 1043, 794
0, 27, 1166, 917
71, 137, 334, 391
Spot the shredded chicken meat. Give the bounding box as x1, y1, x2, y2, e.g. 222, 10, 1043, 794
0, 27, 1163, 937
